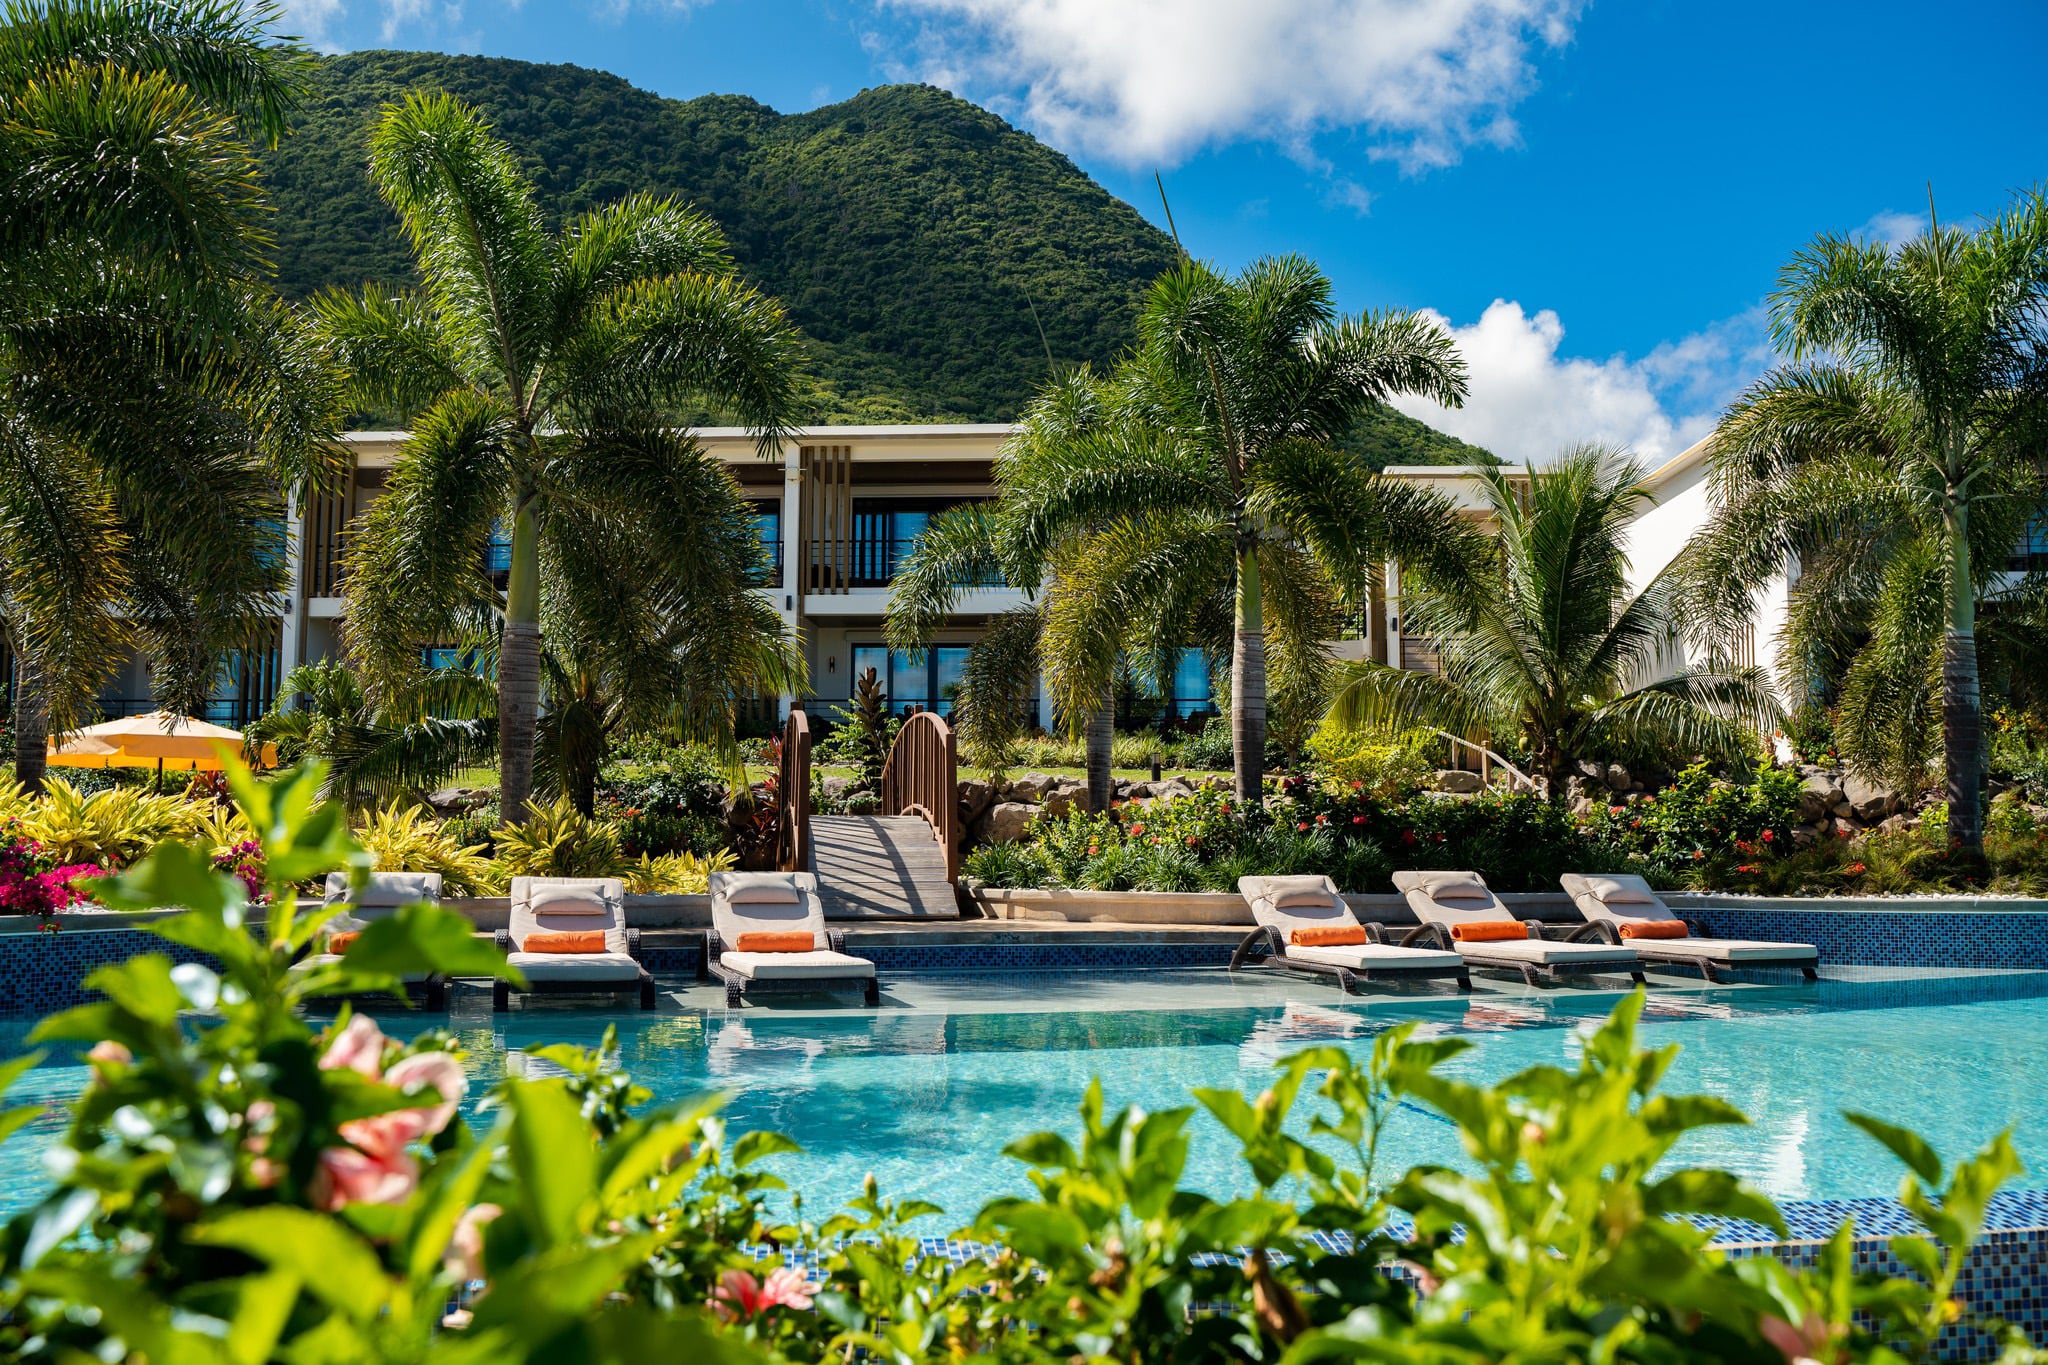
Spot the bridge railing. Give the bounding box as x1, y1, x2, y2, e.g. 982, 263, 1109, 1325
879, 710, 959, 882
776, 707, 812, 873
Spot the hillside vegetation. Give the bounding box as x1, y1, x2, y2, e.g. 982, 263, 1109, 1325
267, 50, 1494, 464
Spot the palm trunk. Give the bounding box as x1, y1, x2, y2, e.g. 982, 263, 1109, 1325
1231, 544, 1266, 804
1942, 499, 1983, 854
11, 641, 46, 796
498, 502, 542, 821
1084, 687, 1113, 812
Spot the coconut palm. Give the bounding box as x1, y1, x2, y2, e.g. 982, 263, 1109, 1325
1330, 448, 1781, 796
886, 372, 1120, 807
1681, 192, 2048, 852
998, 256, 1477, 803
318, 93, 802, 818
246, 658, 496, 809
0, 0, 341, 790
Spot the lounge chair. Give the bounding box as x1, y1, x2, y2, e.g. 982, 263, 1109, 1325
1229, 875, 1470, 993
494, 877, 656, 1010
301, 871, 448, 1009
1559, 873, 1819, 982
706, 871, 879, 1008
1393, 870, 1643, 988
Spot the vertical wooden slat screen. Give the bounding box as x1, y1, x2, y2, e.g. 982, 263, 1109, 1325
800, 444, 853, 593
304, 454, 359, 598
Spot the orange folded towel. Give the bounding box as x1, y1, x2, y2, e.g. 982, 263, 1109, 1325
1449, 920, 1527, 942
1289, 926, 1367, 947
325, 931, 359, 953
524, 930, 608, 954
734, 931, 817, 953
1618, 920, 1690, 940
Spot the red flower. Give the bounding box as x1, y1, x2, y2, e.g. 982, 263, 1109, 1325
712, 1267, 814, 1322
1297, 821, 1309, 832
1315, 814, 1328, 825
1400, 830, 1418, 846
1608, 806, 1624, 817
1129, 822, 1146, 836
1185, 835, 1200, 847
1844, 862, 1867, 876
1351, 814, 1366, 825
1692, 850, 1705, 860
1760, 829, 1775, 844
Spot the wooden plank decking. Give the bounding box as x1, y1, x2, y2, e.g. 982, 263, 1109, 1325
809, 814, 961, 919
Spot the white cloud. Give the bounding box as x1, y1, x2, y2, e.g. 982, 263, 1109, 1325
877, 0, 1583, 168
274, 0, 347, 50
1387, 300, 1774, 468
1856, 209, 1926, 247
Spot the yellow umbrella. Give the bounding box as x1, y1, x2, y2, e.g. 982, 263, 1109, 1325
47, 709, 278, 777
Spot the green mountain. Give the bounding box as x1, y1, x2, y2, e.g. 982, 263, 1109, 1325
267, 50, 1494, 463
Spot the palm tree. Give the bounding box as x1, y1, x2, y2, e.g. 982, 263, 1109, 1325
1681, 192, 2048, 852
886, 375, 1119, 808
318, 93, 802, 818
1329, 448, 1781, 796
998, 256, 1477, 803
0, 0, 341, 790
246, 659, 495, 809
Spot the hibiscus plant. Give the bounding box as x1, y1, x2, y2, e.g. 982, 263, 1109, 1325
0, 759, 2031, 1363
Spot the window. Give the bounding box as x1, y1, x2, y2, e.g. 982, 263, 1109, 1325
484, 522, 512, 580
2012, 517, 2048, 573
750, 501, 782, 585
1166, 648, 1215, 719
848, 499, 995, 587
849, 644, 973, 715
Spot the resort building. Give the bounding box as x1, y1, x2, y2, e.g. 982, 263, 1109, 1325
102, 422, 2040, 730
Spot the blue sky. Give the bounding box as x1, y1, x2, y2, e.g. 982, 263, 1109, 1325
282, 0, 2046, 462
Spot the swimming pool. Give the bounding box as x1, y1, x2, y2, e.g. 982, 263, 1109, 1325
3, 969, 2044, 1220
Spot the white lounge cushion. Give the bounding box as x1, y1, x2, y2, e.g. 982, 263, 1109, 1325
507, 951, 644, 982
1285, 943, 1464, 971
1419, 873, 1493, 902
719, 872, 814, 903
720, 949, 877, 981
529, 883, 613, 915
1631, 937, 1818, 963
1452, 938, 1638, 965
1574, 875, 1661, 905
323, 870, 443, 911
1254, 875, 1339, 909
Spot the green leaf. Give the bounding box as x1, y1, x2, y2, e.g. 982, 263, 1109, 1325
730, 1128, 802, 1169
0, 1052, 45, 1098
94, 840, 229, 916
1194, 1088, 1261, 1143
505, 1079, 596, 1247
22, 1187, 98, 1267
339, 903, 524, 984
84, 954, 185, 1026
1845, 1112, 1944, 1185
1641, 1094, 1752, 1136
186, 1206, 392, 1320
975, 1199, 1090, 1260
1001, 1130, 1079, 1169
1643, 1169, 1787, 1236
224, 1267, 301, 1365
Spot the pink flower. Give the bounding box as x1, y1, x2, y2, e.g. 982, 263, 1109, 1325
1759, 1311, 1836, 1364
321, 1015, 387, 1080
384, 1051, 466, 1136
444, 1203, 502, 1283
711, 1267, 814, 1322
85, 1040, 131, 1069
310, 1142, 418, 1210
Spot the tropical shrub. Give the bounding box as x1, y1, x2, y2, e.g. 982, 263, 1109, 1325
599, 750, 730, 858
0, 826, 100, 920
19, 779, 195, 868
960, 841, 1055, 889
1180, 715, 1235, 771
1306, 722, 1439, 798
1582, 761, 1805, 880
493, 797, 629, 880
355, 800, 499, 895
623, 849, 737, 895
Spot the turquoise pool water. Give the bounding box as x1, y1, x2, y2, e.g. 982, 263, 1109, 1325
2, 971, 2044, 1220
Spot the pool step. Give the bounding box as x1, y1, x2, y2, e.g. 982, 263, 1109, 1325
809, 814, 960, 920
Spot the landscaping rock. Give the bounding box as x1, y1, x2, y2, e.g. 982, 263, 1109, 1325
1843, 773, 1901, 822
1008, 772, 1056, 802
1831, 800, 1855, 820
1041, 792, 1073, 819
1153, 778, 1196, 801
821, 775, 854, 801
1604, 763, 1632, 792
1791, 827, 1819, 850
1795, 784, 1833, 823
1124, 781, 1154, 800
980, 802, 1040, 845
426, 786, 489, 814
1433, 769, 1483, 794
956, 779, 994, 825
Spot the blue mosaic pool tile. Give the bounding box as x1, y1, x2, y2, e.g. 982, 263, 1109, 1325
1689, 904, 2048, 970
